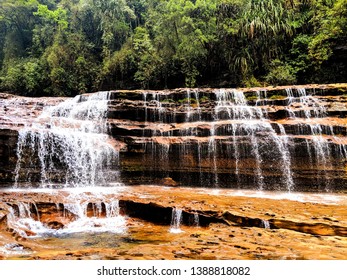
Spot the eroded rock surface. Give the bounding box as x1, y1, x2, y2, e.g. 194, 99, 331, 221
0, 85, 347, 259
0, 186, 346, 260
1, 84, 347, 191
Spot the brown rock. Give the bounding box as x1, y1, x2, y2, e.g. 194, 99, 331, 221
160, 177, 178, 187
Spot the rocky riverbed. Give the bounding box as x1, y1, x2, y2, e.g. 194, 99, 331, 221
1, 185, 346, 260
1, 84, 347, 260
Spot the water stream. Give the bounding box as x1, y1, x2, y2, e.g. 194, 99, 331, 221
1, 86, 347, 259
14, 92, 120, 188
170, 208, 183, 233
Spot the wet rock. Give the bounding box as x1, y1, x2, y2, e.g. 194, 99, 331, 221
160, 177, 178, 187
2, 84, 347, 190
270, 219, 347, 237
46, 221, 65, 230
0, 211, 7, 228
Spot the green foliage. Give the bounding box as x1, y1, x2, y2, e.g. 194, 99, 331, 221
86, 0, 136, 57
161, 98, 175, 103
0, 57, 46, 95
0, 0, 346, 96
199, 96, 211, 103
102, 41, 136, 89
264, 59, 297, 86
178, 97, 197, 104
245, 94, 258, 101
219, 0, 296, 82
308, 0, 347, 65
44, 32, 99, 96
147, 0, 218, 87
241, 75, 262, 88
268, 94, 286, 100
289, 35, 312, 75
34, 4, 68, 30
133, 26, 160, 88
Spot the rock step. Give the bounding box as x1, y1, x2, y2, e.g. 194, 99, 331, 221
109, 119, 347, 137
119, 135, 347, 152
106, 105, 347, 123
79, 84, 347, 102
3, 199, 347, 237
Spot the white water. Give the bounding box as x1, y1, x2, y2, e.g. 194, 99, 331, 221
213, 89, 294, 191
193, 213, 200, 227
170, 208, 183, 233
284, 88, 342, 190
261, 220, 271, 229
6, 198, 126, 238
214, 89, 264, 120
11, 87, 346, 194
14, 92, 120, 188
138, 88, 311, 191
0, 243, 33, 256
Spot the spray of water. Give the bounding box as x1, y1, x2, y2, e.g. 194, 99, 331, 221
14, 92, 120, 188
170, 208, 183, 233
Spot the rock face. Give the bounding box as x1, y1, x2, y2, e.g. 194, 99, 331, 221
1, 84, 347, 191
109, 84, 347, 191
0, 94, 66, 185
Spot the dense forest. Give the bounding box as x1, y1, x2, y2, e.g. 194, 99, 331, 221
0, 0, 346, 96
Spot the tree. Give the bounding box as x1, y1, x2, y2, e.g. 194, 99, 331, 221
0, 0, 346, 95
85, 0, 136, 58
133, 26, 160, 88
217, 0, 296, 85
309, 0, 347, 65
147, 0, 218, 87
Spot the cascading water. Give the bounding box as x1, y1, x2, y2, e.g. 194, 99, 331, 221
261, 220, 270, 229
193, 213, 199, 227
124, 86, 347, 191
212, 89, 295, 191
2, 85, 347, 262
10, 86, 345, 193
283, 88, 342, 190
13, 91, 120, 188
1, 85, 347, 262
170, 208, 183, 233
7, 92, 127, 238
285, 88, 326, 119
6, 199, 126, 238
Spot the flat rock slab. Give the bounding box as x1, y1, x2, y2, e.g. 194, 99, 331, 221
0, 185, 346, 260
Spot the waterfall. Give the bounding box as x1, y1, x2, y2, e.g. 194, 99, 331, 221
6, 199, 126, 238
8, 86, 339, 192
142, 92, 167, 123
13, 92, 120, 188
193, 213, 200, 227
261, 220, 270, 229
284, 88, 336, 190
212, 89, 294, 191
232, 123, 241, 187
208, 123, 219, 187
170, 208, 183, 233
185, 89, 201, 122
59, 200, 124, 235
214, 88, 263, 120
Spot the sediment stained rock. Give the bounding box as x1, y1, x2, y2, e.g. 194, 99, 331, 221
0, 186, 346, 259
1, 84, 347, 191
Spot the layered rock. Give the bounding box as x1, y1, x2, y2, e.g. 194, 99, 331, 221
1, 86, 347, 260
1, 84, 347, 192
107, 84, 347, 191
